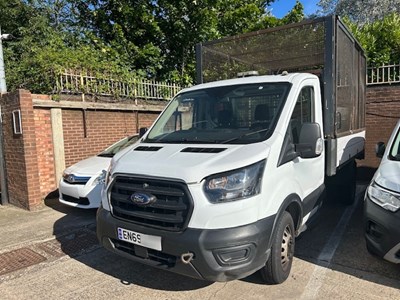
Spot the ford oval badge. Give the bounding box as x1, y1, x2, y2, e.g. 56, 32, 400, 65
131, 192, 156, 206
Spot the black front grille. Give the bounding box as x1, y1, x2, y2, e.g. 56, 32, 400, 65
110, 176, 193, 231
111, 239, 177, 267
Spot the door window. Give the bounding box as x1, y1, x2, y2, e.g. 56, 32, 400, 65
290, 86, 315, 143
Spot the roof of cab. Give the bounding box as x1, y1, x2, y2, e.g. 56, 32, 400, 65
178, 73, 318, 94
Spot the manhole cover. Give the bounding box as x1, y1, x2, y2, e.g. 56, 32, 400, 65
0, 248, 46, 276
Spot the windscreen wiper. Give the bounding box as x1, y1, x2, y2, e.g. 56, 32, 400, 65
97, 153, 115, 157
221, 128, 270, 144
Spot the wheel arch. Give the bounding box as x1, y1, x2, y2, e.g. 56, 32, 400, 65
267, 194, 303, 249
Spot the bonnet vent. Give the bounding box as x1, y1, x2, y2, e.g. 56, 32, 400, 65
181, 147, 227, 153
134, 146, 163, 152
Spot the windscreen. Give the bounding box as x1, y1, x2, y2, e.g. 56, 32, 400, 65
389, 128, 400, 161
98, 135, 139, 157
145, 83, 291, 144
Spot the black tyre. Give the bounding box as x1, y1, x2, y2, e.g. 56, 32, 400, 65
260, 211, 295, 284
326, 160, 357, 205
341, 160, 357, 205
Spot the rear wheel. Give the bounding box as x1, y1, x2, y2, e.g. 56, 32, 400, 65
326, 160, 357, 205
341, 160, 357, 205
260, 211, 295, 284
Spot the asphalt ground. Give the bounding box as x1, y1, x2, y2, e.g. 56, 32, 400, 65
0, 184, 399, 299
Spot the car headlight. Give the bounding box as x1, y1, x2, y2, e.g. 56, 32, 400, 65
95, 170, 107, 185
204, 160, 265, 203
367, 182, 400, 212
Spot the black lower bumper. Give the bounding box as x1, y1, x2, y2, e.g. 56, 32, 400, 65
364, 195, 400, 263
97, 207, 275, 281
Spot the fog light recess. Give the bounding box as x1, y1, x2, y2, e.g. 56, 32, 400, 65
213, 244, 255, 266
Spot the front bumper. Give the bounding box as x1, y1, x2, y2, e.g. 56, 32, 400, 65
364, 195, 400, 263
59, 179, 102, 209
97, 207, 275, 281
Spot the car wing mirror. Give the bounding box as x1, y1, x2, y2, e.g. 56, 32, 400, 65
139, 127, 148, 138
375, 142, 385, 158
295, 123, 323, 159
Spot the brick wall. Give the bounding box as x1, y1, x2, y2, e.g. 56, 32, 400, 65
0, 90, 164, 210
0, 90, 42, 210
34, 108, 56, 197
362, 85, 400, 169
62, 110, 158, 167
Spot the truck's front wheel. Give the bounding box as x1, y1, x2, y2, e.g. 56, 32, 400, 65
260, 211, 295, 284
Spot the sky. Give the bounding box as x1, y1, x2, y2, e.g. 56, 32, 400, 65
269, 0, 320, 18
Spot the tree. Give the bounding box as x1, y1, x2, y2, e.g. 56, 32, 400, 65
154, 0, 278, 84
1, 0, 308, 91
70, 0, 277, 84
318, 0, 400, 25
345, 14, 400, 66
1, 0, 134, 93
253, 0, 304, 31
318, 1, 400, 65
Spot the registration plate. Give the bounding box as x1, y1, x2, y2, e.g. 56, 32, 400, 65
117, 227, 162, 251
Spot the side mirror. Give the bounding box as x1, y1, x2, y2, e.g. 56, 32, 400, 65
139, 127, 148, 138
295, 123, 323, 159
375, 142, 385, 158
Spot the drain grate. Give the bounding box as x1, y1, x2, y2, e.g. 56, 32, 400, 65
36, 239, 64, 258
0, 229, 99, 276
59, 230, 99, 257
0, 248, 46, 276
37, 230, 99, 258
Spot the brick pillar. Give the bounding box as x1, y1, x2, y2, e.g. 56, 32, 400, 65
0, 90, 42, 210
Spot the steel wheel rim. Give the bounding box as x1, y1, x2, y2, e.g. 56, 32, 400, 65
281, 224, 294, 270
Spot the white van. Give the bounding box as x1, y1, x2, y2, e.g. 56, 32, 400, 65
364, 120, 400, 263
97, 16, 366, 284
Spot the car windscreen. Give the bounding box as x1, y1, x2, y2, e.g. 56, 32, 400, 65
98, 135, 139, 157
389, 127, 400, 161
144, 82, 291, 144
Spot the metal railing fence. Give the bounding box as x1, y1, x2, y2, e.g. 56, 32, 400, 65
367, 63, 400, 85
55, 69, 183, 100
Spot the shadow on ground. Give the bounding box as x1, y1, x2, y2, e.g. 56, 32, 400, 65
295, 183, 400, 289
44, 175, 399, 291
44, 197, 211, 291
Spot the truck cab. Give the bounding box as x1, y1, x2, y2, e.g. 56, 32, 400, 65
97, 73, 326, 283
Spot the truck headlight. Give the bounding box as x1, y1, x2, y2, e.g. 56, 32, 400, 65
204, 160, 265, 203
367, 182, 400, 212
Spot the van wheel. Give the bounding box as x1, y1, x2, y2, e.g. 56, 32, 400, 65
340, 160, 357, 205
260, 211, 295, 284
326, 160, 357, 205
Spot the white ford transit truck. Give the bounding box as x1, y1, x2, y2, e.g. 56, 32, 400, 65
97, 15, 366, 284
